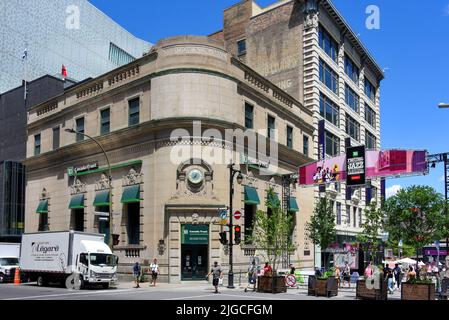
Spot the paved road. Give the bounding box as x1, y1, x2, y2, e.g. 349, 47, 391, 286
0, 281, 402, 300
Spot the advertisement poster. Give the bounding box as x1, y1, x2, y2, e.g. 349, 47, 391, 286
299, 149, 427, 186
346, 146, 366, 186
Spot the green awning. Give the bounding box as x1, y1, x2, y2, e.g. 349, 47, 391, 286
121, 185, 142, 203
69, 194, 85, 209
244, 186, 260, 205
93, 190, 110, 207
288, 197, 299, 212
36, 199, 48, 214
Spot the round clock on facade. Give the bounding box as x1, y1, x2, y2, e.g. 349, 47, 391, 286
187, 169, 204, 185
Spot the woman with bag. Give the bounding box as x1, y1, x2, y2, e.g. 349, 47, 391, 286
244, 260, 257, 292
149, 257, 159, 287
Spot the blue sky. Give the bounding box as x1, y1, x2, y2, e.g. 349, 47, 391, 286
90, 0, 449, 196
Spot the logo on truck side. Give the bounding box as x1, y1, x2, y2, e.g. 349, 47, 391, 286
31, 242, 60, 254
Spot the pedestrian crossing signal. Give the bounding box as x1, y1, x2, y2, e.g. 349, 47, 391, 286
234, 226, 241, 245
219, 232, 228, 245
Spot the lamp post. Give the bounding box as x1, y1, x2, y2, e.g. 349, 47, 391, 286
65, 128, 113, 250
227, 163, 243, 289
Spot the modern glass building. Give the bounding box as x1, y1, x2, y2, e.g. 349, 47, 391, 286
0, 0, 151, 94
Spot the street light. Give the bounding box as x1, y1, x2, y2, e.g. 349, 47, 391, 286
65, 128, 113, 250
227, 162, 243, 289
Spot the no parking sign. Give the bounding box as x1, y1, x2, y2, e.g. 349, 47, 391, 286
285, 274, 296, 287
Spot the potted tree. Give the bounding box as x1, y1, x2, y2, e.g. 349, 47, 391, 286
383, 185, 449, 300
355, 201, 388, 300
248, 188, 293, 294
306, 197, 338, 297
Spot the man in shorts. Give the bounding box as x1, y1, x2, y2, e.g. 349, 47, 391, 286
149, 258, 159, 287
207, 261, 222, 294
245, 259, 257, 292
133, 262, 141, 288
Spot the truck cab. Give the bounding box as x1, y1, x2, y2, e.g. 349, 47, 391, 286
0, 257, 19, 283
76, 240, 118, 288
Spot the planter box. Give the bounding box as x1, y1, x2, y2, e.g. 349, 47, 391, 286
356, 279, 387, 300
257, 276, 287, 294
401, 283, 436, 300
308, 276, 338, 297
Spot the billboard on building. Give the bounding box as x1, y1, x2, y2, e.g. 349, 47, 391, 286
299, 149, 428, 186
346, 146, 366, 186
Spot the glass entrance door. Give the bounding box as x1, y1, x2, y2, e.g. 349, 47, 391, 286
181, 244, 208, 280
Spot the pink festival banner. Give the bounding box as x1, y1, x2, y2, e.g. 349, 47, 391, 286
299, 149, 428, 186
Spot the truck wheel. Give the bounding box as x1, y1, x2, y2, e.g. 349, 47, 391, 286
79, 277, 85, 290
0, 274, 4, 283
37, 276, 46, 287
101, 283, 110, 289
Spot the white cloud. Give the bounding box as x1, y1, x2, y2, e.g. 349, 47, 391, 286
444, 4, 449, 16
386, 185, 402, 198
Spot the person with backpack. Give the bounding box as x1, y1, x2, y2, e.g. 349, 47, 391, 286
244, 259, 257, 292
342, 261, 351, 288
133, 261, 141, 288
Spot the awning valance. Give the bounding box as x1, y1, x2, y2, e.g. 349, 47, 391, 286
121, 185, 142, 204
69, 194, 85, 209
288, 197, 299, 212
93, 190, 110, 207
244, 186, 260, 205
36, 199, 48, 214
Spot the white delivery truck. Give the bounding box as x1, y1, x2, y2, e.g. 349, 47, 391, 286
20, 231, 118, 289
0, 242, 21, 283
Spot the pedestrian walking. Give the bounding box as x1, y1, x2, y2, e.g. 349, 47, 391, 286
342, 261, 351, 288
149, 257, 159, 287
244, 259, 257, 292
334, 266, 341, 288
393, 263, 402, 289
207, 261, 222, 294
289, 264, 296, 275
133, 262, 141, 288
385, 265, 394, 294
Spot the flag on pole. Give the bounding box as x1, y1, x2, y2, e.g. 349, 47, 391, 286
62, 65, 67, 78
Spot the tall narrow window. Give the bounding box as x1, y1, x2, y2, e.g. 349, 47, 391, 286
319, 59, 339, 94
346, 205, 351, 225
286, 126, 293, 148
353, 207, 357, 228
34, 134, 41, 156
267, 115, 275, 139
245, 103, 254, 129
365, 103, 376, 128
303, 135, 309, 156
344, 55, 359, 84
365, 79, 376, 101
336, 202, 342, 225
320, 93, 339, 126
237, 39, 246, 55
244, 203, 255, 244
76, 117, 85, 142
100, 108, 110, 135
358, 208, 363, 227
345, 83, 360, 113
346, 114, 360, 141
325, 131, 340, 156
366, 130, 376, 149
128, 98, 140, 126
52, 127, 60, 150
127, 203, 140, 245
318, 25, 338, 62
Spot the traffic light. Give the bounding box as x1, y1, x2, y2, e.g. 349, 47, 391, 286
219, 232, 228, 245
234, 226, 241, 245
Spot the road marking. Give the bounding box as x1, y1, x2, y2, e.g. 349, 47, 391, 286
164, 293, 286, 300
2, 288, 136, 300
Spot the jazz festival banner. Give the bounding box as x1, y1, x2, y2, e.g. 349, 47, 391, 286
298, 149, 428, 186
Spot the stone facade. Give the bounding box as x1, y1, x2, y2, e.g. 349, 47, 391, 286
24, 36, 316, 283
211, 0, 384, 269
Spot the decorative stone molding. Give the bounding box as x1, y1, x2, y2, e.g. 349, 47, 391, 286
122, 167, 143, 186
76, 82, 104, 99
304, 11, 319, 30
40, 188, 50, 200
244, 71, 269, 93
70, 178, 86, 195
37, 102, 58, 117
95, 173, 111, 191
108, 65, 140, 86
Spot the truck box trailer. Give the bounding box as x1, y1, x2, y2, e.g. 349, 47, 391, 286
0, 243, 21, 283
20, 231, 118, 289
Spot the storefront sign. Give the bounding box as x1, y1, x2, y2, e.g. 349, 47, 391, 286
318, 120, 325, 160
240, 154, 269, 169
68, 163, 98, 176
346, 146, 366, 186
181, 225, 209, 245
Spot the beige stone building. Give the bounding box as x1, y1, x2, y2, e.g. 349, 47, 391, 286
24, 36, 316, 283
210, 0, 385, 269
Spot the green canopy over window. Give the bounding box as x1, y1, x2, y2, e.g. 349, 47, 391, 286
69, 194, 85, 209
93, 190, 110, 207
288, 197, 299, 212
244, 186, 260, 205
36, 199, 48, 214
121, 185, 142, 204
